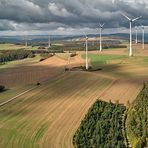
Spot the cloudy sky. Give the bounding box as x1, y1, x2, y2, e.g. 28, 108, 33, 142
0, 0, 148, 35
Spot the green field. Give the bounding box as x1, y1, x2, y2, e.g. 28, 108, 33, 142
87, 54, 128, 67
0, 43, 39, 51
0, 44, 26, 50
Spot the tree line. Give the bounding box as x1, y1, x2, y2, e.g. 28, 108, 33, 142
0, 49, 35, 63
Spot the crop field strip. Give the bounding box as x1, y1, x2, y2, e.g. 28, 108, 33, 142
43, 74, 112, 147
0, 72, 113, 148
100, 77, 148, 105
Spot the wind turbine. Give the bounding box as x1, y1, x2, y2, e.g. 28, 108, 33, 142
135, 26, 138, 44
141, 25, 145, 49
99, 23, 105, 52
48, 36, 51, 48
85, 35, 89, 70
122, 14, 142, 56
81, 31, 89, 70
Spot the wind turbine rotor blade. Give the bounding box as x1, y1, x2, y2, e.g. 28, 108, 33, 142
132, 16, 142, 22
122, 14, 131, 21
101, 23, 105, 28
99, 23, 105, 29
80, 30, 87, 38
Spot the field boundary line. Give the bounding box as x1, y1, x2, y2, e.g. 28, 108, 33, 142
0, 86, 38, 107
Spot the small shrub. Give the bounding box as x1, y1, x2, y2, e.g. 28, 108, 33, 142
39, 58, 46, 62
37, 82, 41, 86
0, 85, 5, 92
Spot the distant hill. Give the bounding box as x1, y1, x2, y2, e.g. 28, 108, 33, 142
0, 33, 148, 44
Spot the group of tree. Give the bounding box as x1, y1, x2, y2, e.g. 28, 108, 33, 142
0, 49, 35, 63
73, 100, 126, 148
126, 83, 148, 148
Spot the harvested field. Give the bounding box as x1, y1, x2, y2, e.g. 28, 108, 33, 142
100, 76, 148, 105
0, 85, 35, 103
0, 72, 112, 148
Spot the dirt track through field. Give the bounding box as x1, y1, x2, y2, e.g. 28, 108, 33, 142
0, 86, 37, 107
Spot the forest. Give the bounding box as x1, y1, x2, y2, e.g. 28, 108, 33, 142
73, 100, 126, 148
0, 49, 34, 63
126, 83, 148, 148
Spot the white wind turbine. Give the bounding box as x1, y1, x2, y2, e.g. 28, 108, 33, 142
122, 14, 142, 56
48, 35, 51, 48
81, 31, 89, 70
135, 26, 138, 44
85, 35, 89, 70
99, 23, 105, 52
141, 25, 145, 49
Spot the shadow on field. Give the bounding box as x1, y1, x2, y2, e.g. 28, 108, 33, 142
0, 61, 122, 86
0, 58, 148, 88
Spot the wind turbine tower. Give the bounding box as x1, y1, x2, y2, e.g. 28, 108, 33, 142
135, 26, 138, 44
25, 36, 28, 47
141, 25, 145, 49
122, 14, 141, 56
80, 31, 89, 70
85, 36, 89, 70
48, 36, 51, 48
99, 23, 105, 52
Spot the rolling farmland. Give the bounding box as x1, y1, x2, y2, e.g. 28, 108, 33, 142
0, 43, 148, 147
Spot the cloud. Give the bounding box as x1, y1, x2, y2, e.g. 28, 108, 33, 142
48, 3, 74, 17
0, 20, 15, 31
0, 0, 148, 35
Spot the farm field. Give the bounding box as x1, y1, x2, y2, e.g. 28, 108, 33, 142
0, 43, 39, 51
0, 85, 35, 104
0, 56, 66, 87
0, 72, 113, 148
0, 55, 42, 70
0, 44, 26, 50
0, 43, 148, 147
